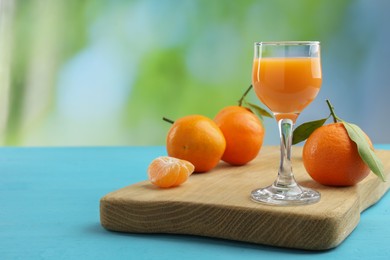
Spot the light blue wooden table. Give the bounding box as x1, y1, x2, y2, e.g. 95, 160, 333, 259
1, 145, 389, 259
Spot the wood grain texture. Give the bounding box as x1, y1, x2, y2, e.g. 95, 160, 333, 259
100, 146, 390, 250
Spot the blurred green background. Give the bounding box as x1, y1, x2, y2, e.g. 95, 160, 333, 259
0, 0, 389, 146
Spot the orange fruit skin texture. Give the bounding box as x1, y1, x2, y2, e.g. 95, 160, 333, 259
303, 122, 371, 186
166, 115, 226, 173
148, 156, 195, 188
214, 106, 265, 166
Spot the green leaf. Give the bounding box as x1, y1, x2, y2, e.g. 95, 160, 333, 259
292, 117, 329, 145
244, 101, 273, 119
341, 121, 386, 182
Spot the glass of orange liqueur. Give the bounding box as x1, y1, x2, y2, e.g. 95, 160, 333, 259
251, 41, 322, 205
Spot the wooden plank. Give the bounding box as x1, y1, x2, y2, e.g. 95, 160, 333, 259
100, 146, 390, 250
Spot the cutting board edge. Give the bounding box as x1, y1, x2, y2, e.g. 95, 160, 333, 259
100, 195, 357, 250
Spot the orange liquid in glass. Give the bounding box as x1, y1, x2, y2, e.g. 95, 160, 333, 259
252, 57, 322, 121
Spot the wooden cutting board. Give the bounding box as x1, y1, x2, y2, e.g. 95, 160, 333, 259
100, 146, 390, 250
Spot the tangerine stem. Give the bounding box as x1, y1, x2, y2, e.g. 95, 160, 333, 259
238, 85, 253, 106
163, 117, 174, 124
326, 99, 338, 123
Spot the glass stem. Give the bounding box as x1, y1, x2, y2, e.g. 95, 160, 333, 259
275, 119, 299, 189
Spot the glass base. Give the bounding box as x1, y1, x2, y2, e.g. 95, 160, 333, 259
251, 184, 320, 206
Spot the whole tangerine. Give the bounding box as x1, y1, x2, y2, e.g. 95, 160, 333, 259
166, 115, 226, 173
303, 122, 371, 186
214, 106, 265, 165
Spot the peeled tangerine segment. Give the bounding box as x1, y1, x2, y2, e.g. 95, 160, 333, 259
147, 156, 195, 188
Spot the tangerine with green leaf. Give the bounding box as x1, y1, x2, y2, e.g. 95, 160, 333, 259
214, 106, 265, 165
302, 122, 372, 186
214, 85, 269, 166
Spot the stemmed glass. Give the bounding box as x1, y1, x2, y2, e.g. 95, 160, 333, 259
251, 41, 322, 206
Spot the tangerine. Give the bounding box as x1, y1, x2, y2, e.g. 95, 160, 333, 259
148, 156, 194, 188
302, 122, 371, 186
166, 115, 226, 172
214, 106, 265, 165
